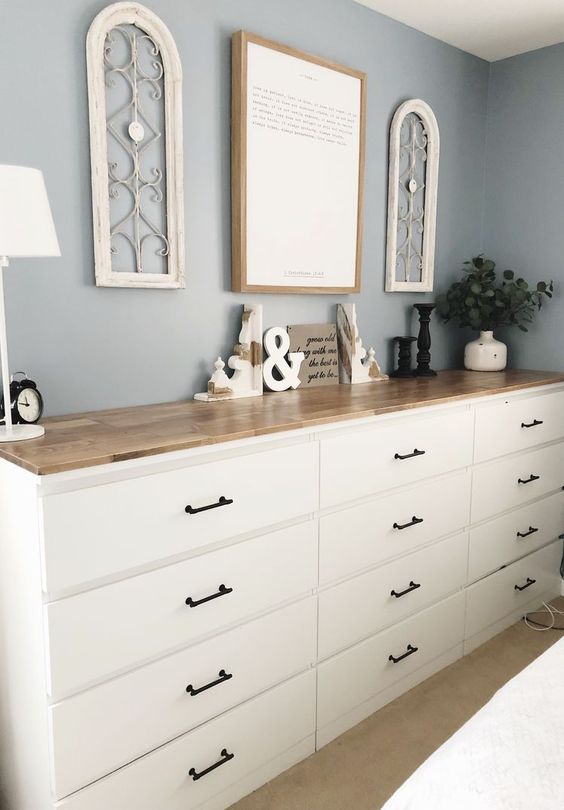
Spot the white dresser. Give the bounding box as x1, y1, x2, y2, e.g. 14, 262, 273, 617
0, 372, 562, 809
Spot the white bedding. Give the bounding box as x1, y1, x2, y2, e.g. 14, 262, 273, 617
382, 637, 564, 809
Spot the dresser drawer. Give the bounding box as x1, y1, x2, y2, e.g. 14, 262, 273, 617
49, 597, 316, 799
320, 408, 473, 509
45, 521, 317, 698
318, 533, 467, 659
319, 471, 470, 585
317, 593, 465, 731
55, 670, 315, 810
471, 442, 564, 524
466, 540, 563, 639
40, 442, 318, 593
469, 491, 564, 582
474, 388, 564, 463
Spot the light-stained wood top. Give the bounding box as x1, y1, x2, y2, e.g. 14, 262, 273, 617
1, 369, 563, 476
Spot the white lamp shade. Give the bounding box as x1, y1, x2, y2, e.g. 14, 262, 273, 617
0, 165, 60, 258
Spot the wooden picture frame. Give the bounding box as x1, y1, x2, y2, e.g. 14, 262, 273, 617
232, 31, 366, 294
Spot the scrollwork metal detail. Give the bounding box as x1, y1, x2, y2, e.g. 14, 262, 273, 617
396, 112, 427, 285
105, 24, 169, 275
87, 3, 184, 288
385, 99, 439, 293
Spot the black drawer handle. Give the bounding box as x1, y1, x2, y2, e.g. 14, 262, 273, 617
394, 448, 425, 461
515, 577, 536, 592
389, 644, 418, 664
390, 581, 421, 599
516, 526, 539, 538
188, 748, 234, 781
186, 669, 233, 696
518, 474, 540, 485
185, 583, 233, 608
521, 419, 543, 428
185, 496, 233, 515
393, 516, 424, 531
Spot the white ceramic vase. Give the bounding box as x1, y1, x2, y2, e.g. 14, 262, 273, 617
464, 330, 507, 371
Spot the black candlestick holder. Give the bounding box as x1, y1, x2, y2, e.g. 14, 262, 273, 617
390, 336, 417, 378
413, 303, 437, 377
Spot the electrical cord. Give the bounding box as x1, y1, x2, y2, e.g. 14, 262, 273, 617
524, 542, 564, 630
524, 601, 564, 631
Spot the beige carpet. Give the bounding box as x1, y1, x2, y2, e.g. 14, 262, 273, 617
232, 598, 564, 810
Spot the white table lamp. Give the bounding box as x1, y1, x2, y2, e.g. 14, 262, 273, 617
0, 165, 60, 441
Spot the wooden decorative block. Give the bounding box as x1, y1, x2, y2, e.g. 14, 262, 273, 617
336, 304, 388, 385
287, 324, 339, 388
195, 305, 263, 401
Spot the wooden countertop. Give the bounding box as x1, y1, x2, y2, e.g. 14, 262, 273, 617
1, 369, 563, 476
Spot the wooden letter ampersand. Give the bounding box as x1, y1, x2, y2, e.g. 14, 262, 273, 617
263, 327, 304, 392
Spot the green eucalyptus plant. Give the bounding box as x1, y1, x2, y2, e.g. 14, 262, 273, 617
436, 256, 553, 332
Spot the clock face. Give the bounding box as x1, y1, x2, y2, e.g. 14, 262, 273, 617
16, 387, 42, 424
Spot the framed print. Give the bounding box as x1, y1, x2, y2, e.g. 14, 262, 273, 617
232, 31, 366, 294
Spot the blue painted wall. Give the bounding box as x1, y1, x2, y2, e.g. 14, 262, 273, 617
483, 45, 563, 371
0, 0, 489, 414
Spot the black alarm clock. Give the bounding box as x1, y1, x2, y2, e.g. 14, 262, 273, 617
0, 372, 44, 425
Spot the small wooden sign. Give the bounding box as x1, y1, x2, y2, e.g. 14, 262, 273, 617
287, 323, 339, 387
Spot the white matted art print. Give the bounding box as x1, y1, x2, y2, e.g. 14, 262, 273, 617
232, 31, 366, 294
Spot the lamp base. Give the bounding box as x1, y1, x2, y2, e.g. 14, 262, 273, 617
0, 424, 45, 442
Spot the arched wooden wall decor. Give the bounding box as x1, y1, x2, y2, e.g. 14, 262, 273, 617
87, 2, 184, 288
385, 99, 439, 293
